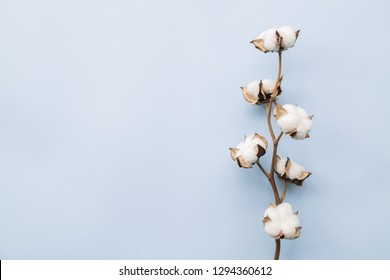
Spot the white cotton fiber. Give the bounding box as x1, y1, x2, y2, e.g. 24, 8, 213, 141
246, 81, 260, 98
240, 149, 258, 164
292, 125, 308, 140
277, 202, 293, 220
283, 104, 307, 119
287, 161, 304, 180
277, 26, 297, 49
262, 28, 279, 52
281, 222, 297, 239
300, 118, 313, 132
261, 79, 276, 94
237, 141, 258, 164
236, 142, 246, 151
264, 206, 280, 221
276, 157, 287, 175
277, 114, 300, 134
282, 104, 299, 115
295, 106, 308, 119
288, 214, 300, 228
264, 220, 282, 238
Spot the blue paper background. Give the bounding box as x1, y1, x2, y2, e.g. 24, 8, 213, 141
1, 0, 389, 259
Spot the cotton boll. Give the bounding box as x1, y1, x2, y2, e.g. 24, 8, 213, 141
262, 28, 279, 52
230, 133, 268, 168
287, 161, 304, 180
246, 81, 260, 98
275, 104, 312, 140
261, 79, 276, 94
277, 26, 297, 49
253, 26, 299, 53
231, 133, 269, 168
277, 203, 293, 220
277, 157, 311, 185
276, 157, 287, 175
277, 114, 300, 134
264, 221, 282, 238
263, 203, 300, 240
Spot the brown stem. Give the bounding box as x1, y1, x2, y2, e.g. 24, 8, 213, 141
266, 52, 283, 142
256, 52, 284, 259
264, 105, 283, 206
266, 52, 283, 206
271, 132, 283, 173
266, 102, 276, 142
266, 52, 283, 260
257, 162, 270, 178
274, 239, 281, 260
276, 130, 283, 143
268, 174, 281, 205
271, 52, 282, 98
280, 181, 287, 202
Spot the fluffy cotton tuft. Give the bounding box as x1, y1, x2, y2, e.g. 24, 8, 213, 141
277, 203, 293, 220
295, 106, 308, 119
276, 157, 288, 175
236, 141, 259, 165
293, 121, 312, 140
282, 104, 299, 114
264, 219, 281, 237
276, 114, 300, 134
246, 81, 260, 98
277, 26, 298, 49
263, 29, 279, 52
286, 161, 304, 180
230, 133, 268, 168
263, 203, 300, 240
261, 79, 276, 94
257, 28, 279, 52
274, 104, 313, 140
300, 118, 313, 131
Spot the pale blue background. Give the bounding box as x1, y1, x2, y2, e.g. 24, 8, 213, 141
0, 0, 389, 259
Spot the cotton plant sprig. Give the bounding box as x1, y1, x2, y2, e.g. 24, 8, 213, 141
229, 26, 313, 260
